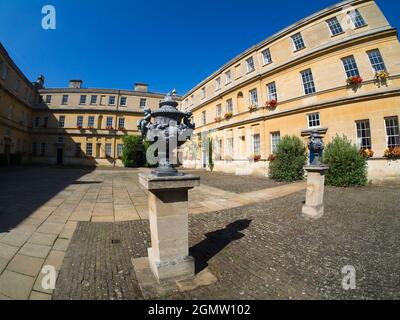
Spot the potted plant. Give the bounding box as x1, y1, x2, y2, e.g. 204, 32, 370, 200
266, 99, 278, 109
77, 124, 83, 130
87, 125, 94, 130
347, 76, 363, 86
359, 148, 374, 159
248, 104, 258, 112
224, 112, 233, 120
268, 154, 277, 162
384, 147, 400, 160
106, 125, 113, 130
118, 126, 125, 131
253, 154, 261, 162
214, 116, 223, 123
376, 70, 389, 81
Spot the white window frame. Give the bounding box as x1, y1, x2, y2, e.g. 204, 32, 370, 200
252, 134, 261, 156
201, 87, 206, 100
342, 56, 360, 78
117, 144, 123, 157
109, 96, 116, 105
105, 143, 112, 157
301, 69, 316, 95
201, 111, 206, 125
120, 96, 127, 106
225, 70, 232, 84
88, 116, 95, 127
267, 82, 277, 101
307, 113, 321, 129
86, 143, 93, 156
62, 95, 69, 105
292, 33, 306, 51
106, 117, 113, 127
270, 132, 281, 154
77, 116, 83, 126
356, 120, 372, 149
226, 99, 233, 114
118, 117, 125, 128
90, 95, 98, 105
262, 48, 272, 65
140, 98, 147, 109
79, 95, 87, 105
216, 104, 222, 117
215, 77, 221, 91
326, 17, 344, 36
348, 9, 367, 29
246, 57, 255, 73
58, 116, 65, 128
249, 89, 259, 106
385, 117, 400, 148
367, 49, 387, 73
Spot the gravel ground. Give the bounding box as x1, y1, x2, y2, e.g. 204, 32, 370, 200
54, 184, 400, 300
182, 170, 287, 193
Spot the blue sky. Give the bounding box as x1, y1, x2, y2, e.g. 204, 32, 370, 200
0, 0, 399, 95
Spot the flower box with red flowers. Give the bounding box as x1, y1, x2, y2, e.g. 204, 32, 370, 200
76, 125, 83, 130
347, 76, 363, 86
106, 126, 114, 130
268, 154, 277, 162
266, 99, 278, 109
214, 116, 223, 123
253, 154, 261, 162
118, 127, 125, 131
87, 126, 94, 130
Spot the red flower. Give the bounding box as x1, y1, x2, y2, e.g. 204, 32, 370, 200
266, 99, 278, 108
347, 76, 363, 85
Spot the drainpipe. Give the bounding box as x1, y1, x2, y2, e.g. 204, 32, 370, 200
114, 90, 120, 167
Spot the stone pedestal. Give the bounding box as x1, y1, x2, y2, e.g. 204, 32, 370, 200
302, 165, 329, 220
138, 173, 200, 282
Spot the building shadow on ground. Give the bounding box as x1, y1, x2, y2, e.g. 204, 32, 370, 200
0, 166, 95, 233
190, 219, 252, 274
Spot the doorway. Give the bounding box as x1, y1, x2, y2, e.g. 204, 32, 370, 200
57, 148, 63, 165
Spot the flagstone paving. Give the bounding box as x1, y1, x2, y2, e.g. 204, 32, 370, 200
0, 166, 304, 300
54, 183, 400, 300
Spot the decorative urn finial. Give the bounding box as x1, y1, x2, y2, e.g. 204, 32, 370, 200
137, 90, 195, 176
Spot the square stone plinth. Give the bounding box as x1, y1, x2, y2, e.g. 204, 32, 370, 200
138, 173, 200, 282
301, 165, 328, 220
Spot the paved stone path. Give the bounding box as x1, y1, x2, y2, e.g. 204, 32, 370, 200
0, 167, 304, 300
54, 183, 400, 300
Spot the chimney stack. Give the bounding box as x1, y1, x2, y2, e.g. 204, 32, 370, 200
134, 83, 148, 92
69, 80, 83, 89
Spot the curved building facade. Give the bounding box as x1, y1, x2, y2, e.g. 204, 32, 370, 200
181, 0, 400, 181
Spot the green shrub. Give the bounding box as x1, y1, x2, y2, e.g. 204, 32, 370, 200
269, 135, 307, 182
324, 135, 368, 187
122, 135, 143, 168
208, 138, 214, 172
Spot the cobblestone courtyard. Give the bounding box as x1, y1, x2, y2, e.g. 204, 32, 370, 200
0, 167, 399, 300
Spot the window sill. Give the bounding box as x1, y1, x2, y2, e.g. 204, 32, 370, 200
293, 47, 306, 53
330, 31, 345, 38
354, 24, 368, 30
262, 61, 273, 67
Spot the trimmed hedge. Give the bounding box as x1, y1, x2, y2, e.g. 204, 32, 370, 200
269, 135, 307, 182
323, 135, 368, 187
